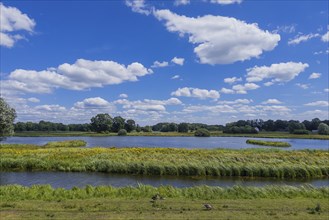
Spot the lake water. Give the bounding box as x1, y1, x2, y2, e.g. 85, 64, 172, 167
1, 172, 328, 189
1, 136, 329, 150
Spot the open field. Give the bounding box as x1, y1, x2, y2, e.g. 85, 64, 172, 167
1, 185, 328, 220
246, 139, 291, 147
13, 131, 329, 139
1, 145, 328, 178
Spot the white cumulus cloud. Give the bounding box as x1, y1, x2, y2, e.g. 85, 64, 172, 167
262, 99, 283, 104
174, 0, 190, 6
171, 57, 185, 65
309, 72, 321, 79
154, 9, 280, 65
27, 97, 40, 103
322, 31, 329, 42
125, 0, 151, 15
288, 33, 320, 45
295, 83, 309, 89
0, 3, 36, 48
232, 83, 260, 94
210, 0, 242, 5
246, 62, 309, 84
1, 59, 152, 94
304, 101, 329, 107
151, 60, 169, 68
74, 97, 112, 109
171, 87, 220, 99
224, 77, 242, 84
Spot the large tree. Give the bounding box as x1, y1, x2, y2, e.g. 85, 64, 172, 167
0, 98, 16, 137
90, 113, 113, 133
112, 116, 125, 132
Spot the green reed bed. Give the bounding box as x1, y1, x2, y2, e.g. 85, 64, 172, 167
246, 139, 291, 147
1, 184, 328, 201
1, 146, 328, 178
0, 140, 86, 149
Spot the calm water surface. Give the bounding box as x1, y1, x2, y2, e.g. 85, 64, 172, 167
2, 136, 329, 150
1, 172, 328, 189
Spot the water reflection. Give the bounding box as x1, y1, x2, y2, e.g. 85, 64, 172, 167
2, 136, 329, 150
1, 172, 328, 189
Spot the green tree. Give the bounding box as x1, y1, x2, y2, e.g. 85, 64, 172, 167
124, 119, 136, 133
178, 123, 189, 133
112, 116, 125, 132
118, 129, 127, 136
194, 128, 210, 137
318, 123, 329, 135
0, 98, 17, 137
90, 113, 113, 133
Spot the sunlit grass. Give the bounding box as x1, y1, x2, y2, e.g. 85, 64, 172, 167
1, 146, 328, 178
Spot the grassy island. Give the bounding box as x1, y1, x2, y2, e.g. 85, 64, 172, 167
246, 139, 291, 147
1, 143, 328, 179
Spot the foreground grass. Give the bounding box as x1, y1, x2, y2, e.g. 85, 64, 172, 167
1, 146, 328, 178
1, 185, 328, 220
13, 131, 329, 139
246, 139, 291, 147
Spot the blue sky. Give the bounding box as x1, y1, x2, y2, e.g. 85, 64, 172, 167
1, 0, 328, 125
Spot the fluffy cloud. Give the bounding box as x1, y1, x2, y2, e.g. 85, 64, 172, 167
210, 0, 242, 4
154, 9, 280, 65
171, 87, 220, 99
27, 97, 40, 103
119, 93, 128, 98
35, 105, 66, 112
0, 3, 36, 48
171, 57, 185, 65
1, 59, 152, 94
125, 0, 151, 15
174, 0, 190, 6
218, 99, 253, 104
262, 99, 282, 104
246, 62, 309, 84
74, 97, 112, 109
324, 88, 329, 92
220, 88, 235, 94
309, 72, 321, 79
322, 31, 329, 42
151, 60, 169, 68
288, 33, 320, 45
231, 83, 260, 94
304, 101, 329, 107
295, 83, 309, 89
224, 77, 242, 84
114, 97, 182, 112
171, 75, 180, 80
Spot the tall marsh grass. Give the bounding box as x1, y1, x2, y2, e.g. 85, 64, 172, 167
246, 139, 291, 147
1, 147, 328, 178
1, 184, 328, 201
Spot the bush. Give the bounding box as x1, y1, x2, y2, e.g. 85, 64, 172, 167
292, 129, 309, 135
117, 129, 127, 136
194, 128, 210, 137
318, 123, 329, 135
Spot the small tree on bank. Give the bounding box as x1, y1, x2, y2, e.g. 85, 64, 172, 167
194, 128, 210, 137
318, 123, 329, 135
0, 98, 16, 138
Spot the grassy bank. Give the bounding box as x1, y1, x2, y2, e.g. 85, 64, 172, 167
0, 140, 86, 149
1, 146, 328, 178
246, 139, 291, 147
1, 185, 328, 220
13, 131, 329, 139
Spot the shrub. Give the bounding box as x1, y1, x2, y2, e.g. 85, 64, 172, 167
194, 128, 210, 137
318, 123, 329, 135
118, 129, 127, 136
292, 129, 309, 135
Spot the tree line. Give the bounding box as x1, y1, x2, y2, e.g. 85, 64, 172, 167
12, 114, 329, 135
